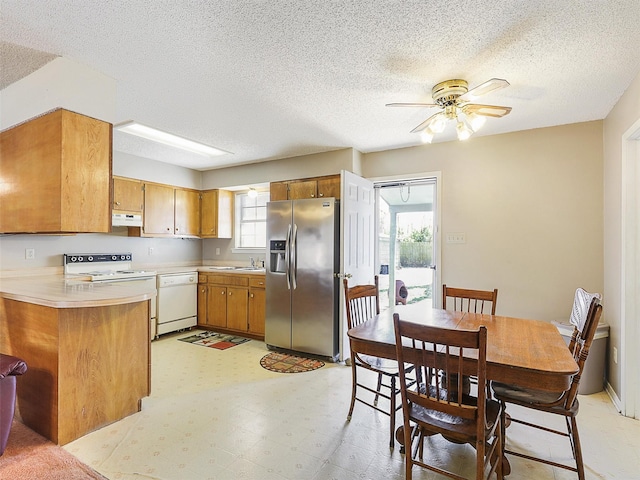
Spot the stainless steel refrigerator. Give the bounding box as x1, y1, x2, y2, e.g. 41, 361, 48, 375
265, 197, 340, 359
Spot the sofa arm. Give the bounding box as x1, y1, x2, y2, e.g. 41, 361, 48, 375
0, 354, 27, 378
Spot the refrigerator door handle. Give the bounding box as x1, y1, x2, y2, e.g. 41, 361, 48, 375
291, 223, 298, 290
285, 223, 292, 290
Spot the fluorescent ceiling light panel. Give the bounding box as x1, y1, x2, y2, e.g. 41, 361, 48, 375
115, 121, 229, 157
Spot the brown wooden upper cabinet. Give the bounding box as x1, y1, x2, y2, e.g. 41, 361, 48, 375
0, 108, 112, 233
269, 174, 340, 201
130, 183, 200, 238
200, 189, 233, 238
113, 176, 143, 213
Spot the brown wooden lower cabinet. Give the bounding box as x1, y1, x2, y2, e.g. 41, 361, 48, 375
0, 298, 150, 445
198, 273, 265, 340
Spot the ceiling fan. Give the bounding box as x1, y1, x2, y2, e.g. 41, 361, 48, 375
386, 78, 512, 142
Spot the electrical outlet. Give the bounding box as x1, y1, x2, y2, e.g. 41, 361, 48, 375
613, 346, 618, 364
446, 232, 466, 244
148, 247, 154, 255
25, 248, 35, 259
215, 248, 220, 256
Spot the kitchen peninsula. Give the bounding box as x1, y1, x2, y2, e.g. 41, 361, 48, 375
0, 276, 154, 445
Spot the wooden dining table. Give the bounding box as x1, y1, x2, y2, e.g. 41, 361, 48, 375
347, 302, 579, 393
347, 303, 579, 475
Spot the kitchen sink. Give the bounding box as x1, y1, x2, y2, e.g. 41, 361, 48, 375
203, 266, 265, 272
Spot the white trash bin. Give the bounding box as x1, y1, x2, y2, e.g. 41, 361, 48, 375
553, 321, 609, 395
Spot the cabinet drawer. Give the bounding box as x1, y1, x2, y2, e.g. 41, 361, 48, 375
208, 275, 249, 286
249, 276, 266, 288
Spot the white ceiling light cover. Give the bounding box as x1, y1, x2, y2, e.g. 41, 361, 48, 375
115, 121, 230, 157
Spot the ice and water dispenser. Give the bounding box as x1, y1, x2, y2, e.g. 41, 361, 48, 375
269, 240, 287, 273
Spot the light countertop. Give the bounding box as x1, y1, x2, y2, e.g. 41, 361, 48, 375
0, 265, 265, 309
0, 275, 155, 309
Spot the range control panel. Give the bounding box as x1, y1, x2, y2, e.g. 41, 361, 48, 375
64, 253, 132, 264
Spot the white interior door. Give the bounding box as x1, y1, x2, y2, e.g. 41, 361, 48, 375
339, 170, 375, 362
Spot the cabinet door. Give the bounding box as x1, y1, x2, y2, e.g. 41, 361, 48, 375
200, 190, 219, 237
175, 188, 200, 237
197, 283, 208, 326
113, 177, 143, 213
249, 287, 266, 336
226, 287, 249, 331
288, 180, 317, 199
144, 183, 175, 235
317, 175, 341, 199
270, 181, 289, 201
0, 109, 111, 234
216, 190, 233, 238
207, 286, 227, 328
200, 189, 233, 238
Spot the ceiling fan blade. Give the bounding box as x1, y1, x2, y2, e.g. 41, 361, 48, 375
459, 78, 510, 102
461, 103, 512, 118
386, 102, 439, 108
410, 111, 444, 133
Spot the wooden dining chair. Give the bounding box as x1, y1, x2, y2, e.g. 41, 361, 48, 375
393, 313, 504, 480
344, 277, 412, 448
443, 285, 498, 315
491, 291, 603, 480
442, 284, 498, 395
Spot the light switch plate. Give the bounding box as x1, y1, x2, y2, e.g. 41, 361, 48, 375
446, 233, 466, 244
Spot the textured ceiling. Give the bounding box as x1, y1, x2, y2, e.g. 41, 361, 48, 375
2, 1, 640, 171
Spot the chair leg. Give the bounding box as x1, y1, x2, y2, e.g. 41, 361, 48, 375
374, 372, 383, 406
500, 402, 507, 470
569, 416, 585, 480
389, 375, 396, 448
347, 361, 358, 421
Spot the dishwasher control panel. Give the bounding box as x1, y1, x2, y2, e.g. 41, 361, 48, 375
157, 272, 197, 288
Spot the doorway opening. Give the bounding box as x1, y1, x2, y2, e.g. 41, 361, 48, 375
374, 178, 437, 311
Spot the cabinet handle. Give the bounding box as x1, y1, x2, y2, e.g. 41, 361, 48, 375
319, 193, 324, 197
250, 293, 254, 298
166, 227, 171, 231
228, 291, 232, 296
115, 201, 121, 205
311, 194, 315, 197
221, 291, 225, 295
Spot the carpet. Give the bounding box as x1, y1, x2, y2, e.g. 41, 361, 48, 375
0, 420, 107, 480
260, 352, 325, 373
178, 331, 250, 350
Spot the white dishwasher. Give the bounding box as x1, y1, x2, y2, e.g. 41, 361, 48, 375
156, 272, 197, 337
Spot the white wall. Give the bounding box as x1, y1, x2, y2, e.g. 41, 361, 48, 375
363, 122, 604, 322
114, 152, 202, 190
0, 57, 116, 128
603, 70, 640, 397
201, 148, 356, 189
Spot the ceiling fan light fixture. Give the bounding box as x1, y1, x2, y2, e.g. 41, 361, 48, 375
466, 112, 486, 132
456, 121, 473, 141
420, 129, 434, 144
429, 114, 447, 133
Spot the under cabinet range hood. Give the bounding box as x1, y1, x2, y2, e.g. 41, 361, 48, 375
112, 213, 142, 227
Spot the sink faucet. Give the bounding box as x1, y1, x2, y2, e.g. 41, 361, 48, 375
250, 257, 255, 268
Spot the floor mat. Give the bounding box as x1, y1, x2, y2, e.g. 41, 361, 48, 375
260, 352, 325, 373
178, 331, 250, 350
